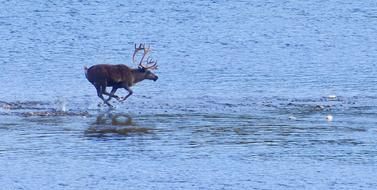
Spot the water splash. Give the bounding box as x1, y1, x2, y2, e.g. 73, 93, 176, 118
54, 97, 67, 112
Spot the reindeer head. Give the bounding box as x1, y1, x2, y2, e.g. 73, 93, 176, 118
132, 43, 159, 81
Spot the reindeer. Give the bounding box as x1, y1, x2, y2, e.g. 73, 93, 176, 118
84, 44, 158, 107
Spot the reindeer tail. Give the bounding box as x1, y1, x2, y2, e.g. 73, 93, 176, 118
84, 66, 89, 79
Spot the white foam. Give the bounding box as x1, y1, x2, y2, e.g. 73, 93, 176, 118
55, 97, 67, 112
326, 115, 333, 122
328, 95, 337, 100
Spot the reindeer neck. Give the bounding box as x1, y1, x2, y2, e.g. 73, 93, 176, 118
131, 69, 146, 84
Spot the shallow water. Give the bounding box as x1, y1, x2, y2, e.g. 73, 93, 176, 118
1, 0, 377, 189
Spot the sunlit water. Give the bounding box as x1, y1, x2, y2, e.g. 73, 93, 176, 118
1, 0, 377, 189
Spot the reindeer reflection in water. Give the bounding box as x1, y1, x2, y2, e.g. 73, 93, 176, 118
85, 114, 151, 137
84, 43, 159, 107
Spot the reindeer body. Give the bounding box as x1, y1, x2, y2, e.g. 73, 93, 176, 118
85, 44, 158, 107
85, 64, 134, 87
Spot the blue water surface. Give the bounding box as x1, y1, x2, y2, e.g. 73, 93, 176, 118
1, 0, 377, 189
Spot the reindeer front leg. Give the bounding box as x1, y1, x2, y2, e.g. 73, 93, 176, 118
121, 86, 133, 102
104, 86, 120, 102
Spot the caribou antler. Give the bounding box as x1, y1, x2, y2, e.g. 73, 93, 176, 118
132, 43, 158, 70
145, 57, 158, 70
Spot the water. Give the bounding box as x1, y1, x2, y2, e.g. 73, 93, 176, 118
1, 0, 377, 189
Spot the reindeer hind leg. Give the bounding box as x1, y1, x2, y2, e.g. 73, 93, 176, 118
95, 84, 112, 107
